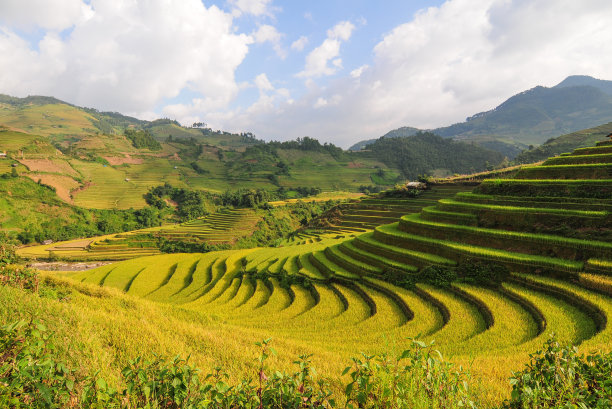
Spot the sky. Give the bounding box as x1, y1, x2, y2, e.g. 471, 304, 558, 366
1, 0, 611, 147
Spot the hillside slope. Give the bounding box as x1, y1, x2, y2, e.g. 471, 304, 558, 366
350, 75, 612, 157
0, 95, 507, 213
514, 121, 612, 164
71, 136, 612, 404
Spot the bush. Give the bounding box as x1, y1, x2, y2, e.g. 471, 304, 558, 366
419, 265, 457, 288
343, 339, 475, 408
0, 321, 478, 409
456, 259, 509, 287
0, 320, 77, 408
0, 265, 39, 291
504, 337, 612, 409
0, 233, 18, 265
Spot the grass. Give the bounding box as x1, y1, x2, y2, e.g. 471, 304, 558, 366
5, 135, 612, 407
513, 275, 612, 350
436, 198, 608, 218
375, 223, 584, 272
444, 284, 538, 355
513, 163, 612, 179
399, 213, 612, 259
543, 152, 612, 165
453, 192, 612, 212
475, 179, 612, 198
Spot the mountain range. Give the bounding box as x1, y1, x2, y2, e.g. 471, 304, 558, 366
349, 75, 612, 158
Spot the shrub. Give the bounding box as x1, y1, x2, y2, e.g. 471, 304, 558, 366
0, 321, 478, 408
0, 320, 77, 408
0, 234, 18, 265
456, 259, 509, 287
0, 265, 39, 292
504, 337, 612, 409
419, 265, 457, 288
343, 339, 476, 409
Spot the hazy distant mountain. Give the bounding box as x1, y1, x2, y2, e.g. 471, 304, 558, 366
348, 126, 420, 151
554, 75, 612, 95
350, 75, 612, 158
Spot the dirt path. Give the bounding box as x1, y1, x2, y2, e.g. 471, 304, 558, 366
29, 261, 114, 271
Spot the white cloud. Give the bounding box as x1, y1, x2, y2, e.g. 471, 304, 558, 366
229, 0, 273, 17
3, 0, 612, 150
297, 20, 355, 78
350, 65, 368, 78
0, 0, 252, 116
313, 97, 327, 108
254, 73, 273, 93
0, 0, 93, 31
252, 24, 285, 58
327, 21, 355, 41
215, 0, 612, 147
290, 35, 308, 51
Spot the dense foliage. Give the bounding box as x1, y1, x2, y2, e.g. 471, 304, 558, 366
0, 319, 477, 409
144, 183, 213, 221
124, 129, 162, 150
16, 206, 165, 244
237, 201, 338, 248
504, 337, 612, 408
417, 260, 509, 288
220, 187, 323, 208
366, 132, 504, 179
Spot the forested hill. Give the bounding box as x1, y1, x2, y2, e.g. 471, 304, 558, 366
434, 81, 612, 145
350, 75, 612, 158
348, 126, 420, 151
365, 132, 505, 178
514, 121, 612, 164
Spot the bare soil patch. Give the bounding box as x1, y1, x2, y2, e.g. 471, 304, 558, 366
26, 173, 81, 203
19, 158, 79, 177
103, 155, 144, 166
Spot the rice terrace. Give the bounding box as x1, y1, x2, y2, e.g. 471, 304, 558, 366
2, 1, 612, 408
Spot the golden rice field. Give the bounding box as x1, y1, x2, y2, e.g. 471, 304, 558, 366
58, 140, 612, 405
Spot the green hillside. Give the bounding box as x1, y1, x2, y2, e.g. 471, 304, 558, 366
49, 136, 611, 405
1, 135, 611, 408
0, 95, 508, 222
350, 75, 612, 158
514, 121, 612, 164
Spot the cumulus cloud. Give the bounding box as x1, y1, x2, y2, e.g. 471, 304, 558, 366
290, 35, 308, 51
0, 0, 252, 116
296, 20, 355, 78
350, 65, 368, 78
254, 73, 273, 93
3, 0, 612, 149
229, 0, 273, 17
252, 24, 285, 58
0, 0, 92, 31
214, 0, 612, 147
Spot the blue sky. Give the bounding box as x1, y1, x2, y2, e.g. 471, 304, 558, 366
227, 1, 445, 110
0, 0, 611, 147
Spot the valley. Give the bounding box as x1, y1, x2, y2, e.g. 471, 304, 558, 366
1, 93, 611, 408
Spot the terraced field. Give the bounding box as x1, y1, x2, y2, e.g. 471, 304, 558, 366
68, 139, 612, 401
18, 208, 263, 261
305, 184, 473, 234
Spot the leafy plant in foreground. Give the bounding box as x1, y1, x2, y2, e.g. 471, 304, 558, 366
504, 336, 612, 409
0, 319, 482, 408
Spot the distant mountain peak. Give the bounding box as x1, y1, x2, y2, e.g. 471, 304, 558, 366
554, 75, 612, 95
